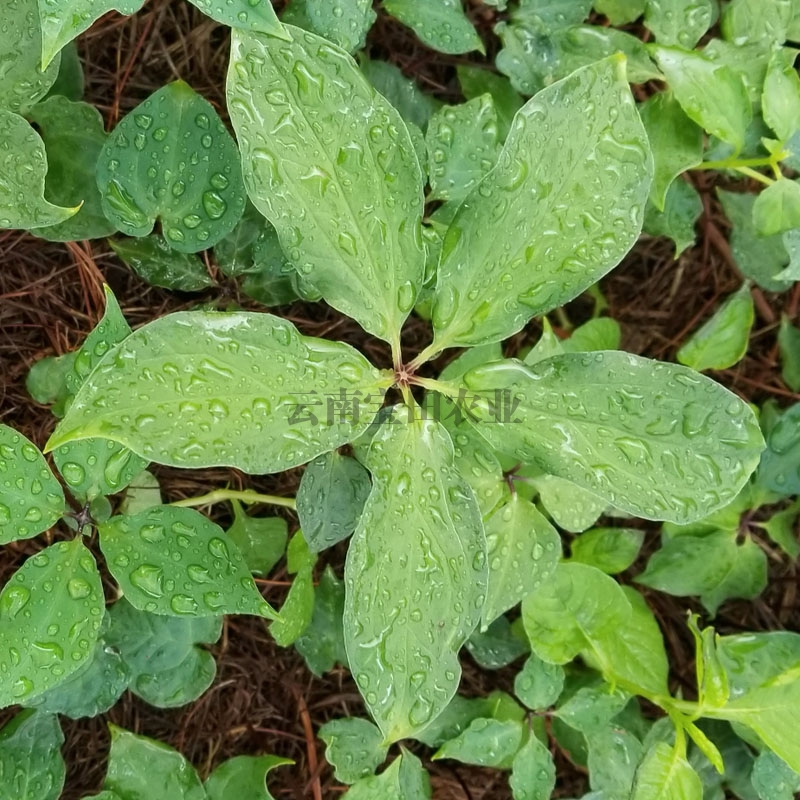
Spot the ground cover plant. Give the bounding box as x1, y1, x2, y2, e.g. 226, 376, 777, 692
2, 0, 800, 798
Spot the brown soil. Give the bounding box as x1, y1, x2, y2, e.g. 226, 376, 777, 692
1, 2, 799, 798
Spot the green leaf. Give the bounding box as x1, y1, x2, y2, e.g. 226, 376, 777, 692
205, 755, 292, 800
763, 48, 800, 142
644, 0, 714, 47
0, 425, 64, 544
282, 0, 375, 52
270, 532, 316, 646
26, 352, 77, 417
688, 616, 729, 709
414, 693, 508, 747
637, 531, 767, 614
226, 501, 287, 576
516, 0, 593, 28
430, 56, 652, 350
426, 96, 501, 205
47, 310, 387, 473
457, 65, 524, 140
106, 598, 222, 708
522, 562, 631, 665
466, 616, 529, 670
570, 527, 645, 574
383, 0, 483, 55
454, 352, 764, 524
0, 110, 79, 229
676, 283, 754, 372
594, 0, 646, 24
643, 179, 703, 258
434, 718, 525, 769
587, 724, 643, 795
296, 452, 371, 552
26, 97, 117, 241
0, 710, 65, 800
44, 40, 83, 100
97, 80, 246, 252
717, 189, 791, 291
564, 317, 622, 353
103, 727, 205, 800
509, 734, 555, 800
482, 495, 560, 627
653, 48, 751, 154
721, 0, 793, 47
344, 409, 488, 743
294, 566, 348, 676
100, 505, 275, 618
632, 741, 703, 800
1, 0, 61, 111
756, 402, 800, 496
640, 92, 703, 212
343, 751, 431, 800
185, 0, 287, 36
109, 236, 213, 291
779, 315, 800, 392
556, 684, 630, 733
751, 750, 800, 800
756, 499, 800, 558
514, 654, 565, 710
535, 475, 606, 533
120, 470, 162, 516
0, 539, 104, 708
319, 718, 388, 784
36, 0, 144, 69
753, 180, 800, 236
228, 26, 425, 345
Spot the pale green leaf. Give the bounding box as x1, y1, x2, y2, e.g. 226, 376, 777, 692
434, 718, 525, 769
763, 48, 800, 142
587, 725, 643, 795
753, 180, 800, 236
343, 751, 431, 800
482, 495, 560, 627
555, 684, 630, 733
47, 311, 387, 473
109, 237, 213, 291
514, 653, 564, 710
509, 734, 555, 800
640, 92, 703, 211
36, 0, 144, 69
457, 65, 524, 140
431, 56, 652, 349
282, 0, 375, 52
594, 0, 647, 24
0, 425, 64, 544
466, 616, 529, 669
0, 540, 104, 708
453, 352, 764, 524
2, 0, 61, 109
721, 0, 793, 47
205, 755, 292, 800
228, 25, 425, 344
0, 710, 65, 800
383, 0, 483, 55
100, 506, 275, 618
570, 527, 644, 574
27, 97, 117, 241
535, 475, 606, 533
26, 352, 77, 417
688, 616, 729, 709
103, 727, 205, 800
319, 718, 388, 784
522, 562, 632, 665
751, 750, 800, 800
677, 283, 754, 372
344, 409, 488, 743
426, 96, 501, 204
644, 179, 703, 258
632, 741, 703, 800
516, 0, 592, 29
653, 47, 751, 154
226, 501, 287, 576
0, 110, 79, 229
185, 0, 287, 36
270, 533, 316, 645
645, 0, 714, 48
564, 317, 622, 353
296, 452, 371, 552
120, 470, 161, 516
779, 315, 800, 392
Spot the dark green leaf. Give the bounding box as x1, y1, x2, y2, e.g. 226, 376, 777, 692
751, 750, 800, 800
342, 751, 431, 799
555, 684, 630, 733
226, 501, 287, 576
643, 179, 703, 258
0, 710, 65, 800
466, 616, 529, 670
514, 654, 565, 710
509, 734, 555, 800
756, 402, 800, 496
587, 725, 643, 796
594, 0, 646, 24
778, 315, 800, 392
457, 65, 523, 140
44, 41, 83, 100
185, 0, 286, 36
109, 236, 213, 291
434, 718, 525, 769
26, 352, 77, 417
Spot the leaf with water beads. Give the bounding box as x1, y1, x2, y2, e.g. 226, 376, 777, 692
0, 710, 65, 800
109, 236, 214, 292
185, 0, 287, 37
383, 0, 484, 55
319, 717, 388, 784
282, 0, 376, 53
0, 539, 104, 710
97, 80, 246, 253
344, 408, 488, 743
99, 505, 277, 619
205, 755, 292, 800
0, 425, 65, 545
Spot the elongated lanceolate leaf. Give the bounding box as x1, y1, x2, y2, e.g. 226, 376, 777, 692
344, 409, 488, 743
430, 56, 652, 350
47, 311, 388, 473
451, 352, 764, 524
227, 25, 425, 344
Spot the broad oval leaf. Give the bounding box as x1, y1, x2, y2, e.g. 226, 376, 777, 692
434, 717, 525, 769
514, 653, 565, 710
319, 717, 388, 784
205, 755, 292, 800
0, 540, 104, 708
282, 0, 376, 53
753, 180, 800, 237
0, 425, 64, 544
227, 25, 425, 345
97, 80, 246, 252
644, 0, 714, 48
344, 409, 488, 743
453, 352, 764, 524
99, 506, 275, 618
383, 0, 483, 55
570, 527, 645, 574
47, 311, 388, 473
185, 0, 286, 36
37, 0, 145, 69
0, 110, 79, 230
510, 734, 556, 800
0, 710, 65, 800
430, 56, 652, 350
